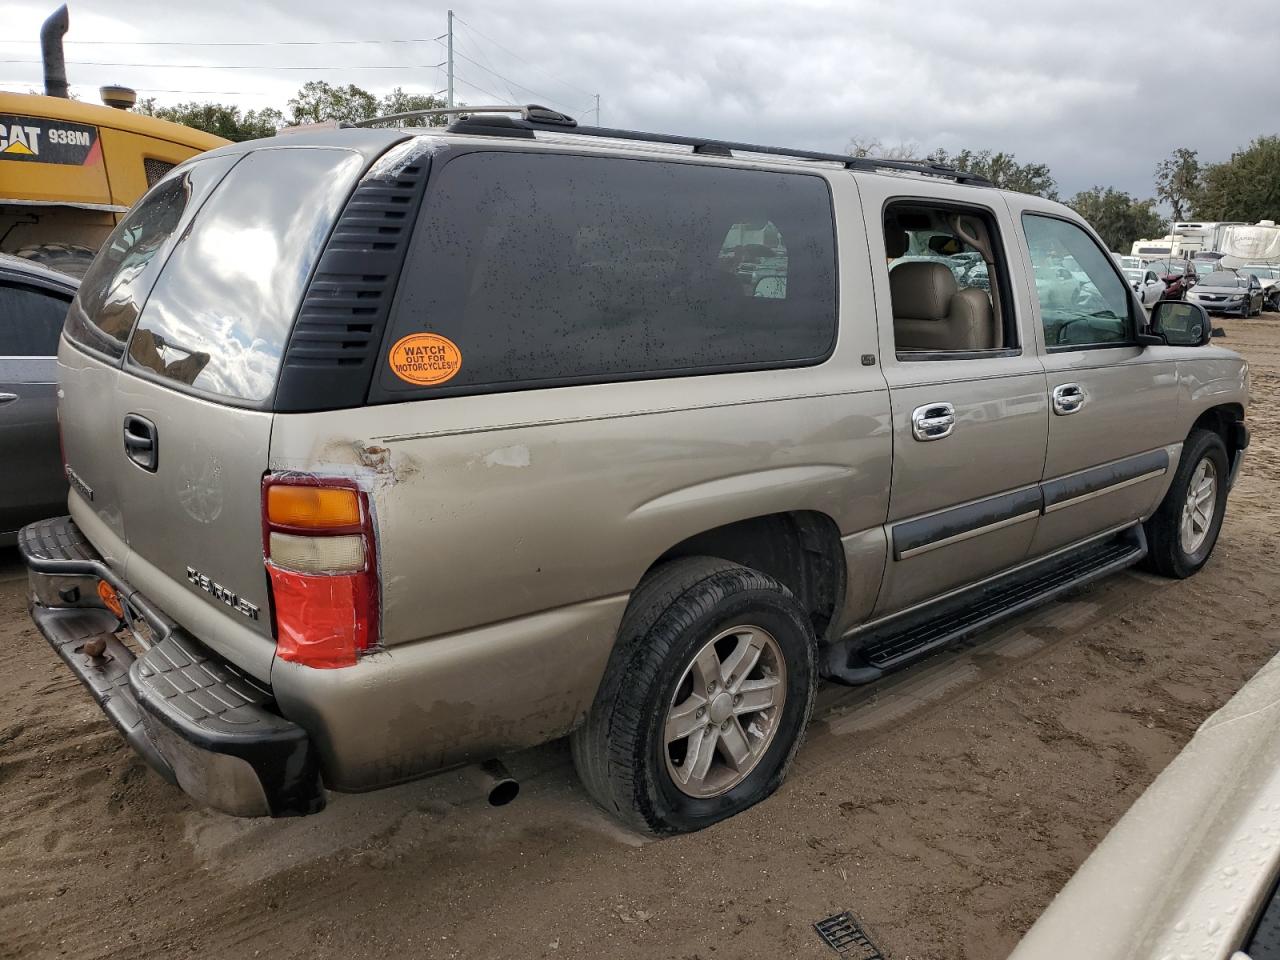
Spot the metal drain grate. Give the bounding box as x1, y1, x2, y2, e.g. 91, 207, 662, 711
814, 912, 885, 959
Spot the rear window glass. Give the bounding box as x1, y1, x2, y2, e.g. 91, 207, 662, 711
375, 151, 837, 398
65, 154, 237, 360
0, 284, 71, 356
126, 147, 365, 403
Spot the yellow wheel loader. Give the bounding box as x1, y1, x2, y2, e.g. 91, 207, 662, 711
0, 6, 228, 276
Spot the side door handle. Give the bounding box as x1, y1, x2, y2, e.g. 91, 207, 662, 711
911, 402, 955, 441
123, 413, 159, 471
0, 392, 17, 406
1052, 383, 1087, 416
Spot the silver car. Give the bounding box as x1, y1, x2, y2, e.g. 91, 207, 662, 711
0, 253, 74, 544
1190, 270, 1266, 316
17, 107, 1250, 833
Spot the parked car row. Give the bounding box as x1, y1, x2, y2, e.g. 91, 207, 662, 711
1114, 250, 1279, 315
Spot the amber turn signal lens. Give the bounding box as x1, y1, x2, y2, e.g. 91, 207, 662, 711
97, 580, 124, 619
267, 485, 360, 529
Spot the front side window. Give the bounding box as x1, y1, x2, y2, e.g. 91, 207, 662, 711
374, 151, 837, 398
0, 284, 71, 356
1023, 214, 1133, 349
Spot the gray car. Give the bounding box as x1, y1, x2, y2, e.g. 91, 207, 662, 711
0, 253, 74, 544
16, 107, 1250, 833
1189, 270, 1265, 316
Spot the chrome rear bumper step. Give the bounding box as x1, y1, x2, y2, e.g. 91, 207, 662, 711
19, 515, 325, 818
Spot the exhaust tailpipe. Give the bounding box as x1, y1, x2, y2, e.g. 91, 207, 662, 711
463, 759, 519, 806
40, 5, 70, 99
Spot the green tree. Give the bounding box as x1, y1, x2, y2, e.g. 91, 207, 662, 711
1068, 186, 1166, 252
926, 148, 1058, 200
378, 87, 449, 125
1197, 136, 1280, 223
136, 97, 282, 141
843, 139, 1058, 199
1154, 147, 1201, 222
287, 81, 380, 125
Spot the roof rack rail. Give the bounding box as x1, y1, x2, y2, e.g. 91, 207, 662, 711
350, 103, 575, 128
359, 103, 992, 187
437, 105, 992, 187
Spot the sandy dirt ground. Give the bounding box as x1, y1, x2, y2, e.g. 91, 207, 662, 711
3, 319, 1280, 960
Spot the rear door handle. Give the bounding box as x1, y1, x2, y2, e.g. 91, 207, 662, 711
911, 402, 955, 441
0, 392, 17, 406
1052, 383, 1087, 416
123, 414, 158, 471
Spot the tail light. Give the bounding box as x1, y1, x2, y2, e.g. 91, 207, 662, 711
262, 475, 379, 669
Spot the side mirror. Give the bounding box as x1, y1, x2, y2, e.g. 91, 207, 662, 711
1147, 300, 1211, 347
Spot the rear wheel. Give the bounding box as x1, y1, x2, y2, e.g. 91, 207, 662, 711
571, 557, 817, 834
1144, 428, 1229, 578
13, 243, 96, 279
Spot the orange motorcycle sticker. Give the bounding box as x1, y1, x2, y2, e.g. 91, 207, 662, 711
387, 333, 462, 386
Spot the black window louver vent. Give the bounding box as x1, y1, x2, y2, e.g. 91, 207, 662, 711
274, 145, 431, 412
143, 157, 176, 187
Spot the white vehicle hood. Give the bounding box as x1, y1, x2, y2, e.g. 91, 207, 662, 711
1009, 651, 1280, 960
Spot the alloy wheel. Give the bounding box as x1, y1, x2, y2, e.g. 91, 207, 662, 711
1180, 456, 1217, 555
663, 625, 787, 799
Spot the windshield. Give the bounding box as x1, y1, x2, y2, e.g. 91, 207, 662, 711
1245, 265, 1278, 278
1202, 271, 1244, 287
1148, 260, 1186, 276
1124, 269, 1145, 283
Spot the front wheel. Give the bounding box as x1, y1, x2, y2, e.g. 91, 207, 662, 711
1144, 429, 1229, 578
571, 557, 817, 834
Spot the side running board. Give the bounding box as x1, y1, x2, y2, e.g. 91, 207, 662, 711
825, 526, 1147, 685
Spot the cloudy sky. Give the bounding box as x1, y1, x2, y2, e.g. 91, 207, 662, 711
5, 0, 1277, 201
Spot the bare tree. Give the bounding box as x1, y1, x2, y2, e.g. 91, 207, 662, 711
847, 137, 921, 160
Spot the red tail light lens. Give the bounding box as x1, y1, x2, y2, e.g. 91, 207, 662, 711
262, 475, 379, 669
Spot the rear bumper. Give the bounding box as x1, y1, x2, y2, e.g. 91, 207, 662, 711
18, 516, 325, 818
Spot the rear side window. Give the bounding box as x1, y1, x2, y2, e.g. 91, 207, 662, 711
66, 154, 238, 361
125, 147, 365, 403
374, 151, 837, 398
0, 284, 70, 356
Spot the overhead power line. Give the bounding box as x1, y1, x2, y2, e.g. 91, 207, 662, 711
451, 15, 594, 99
450, 72, 509, 105
3, 36, 448, 47
0, 59, 446, 71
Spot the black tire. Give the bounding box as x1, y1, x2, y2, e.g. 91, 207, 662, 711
13, 243, 96, 279
571, 556, 817, 834
1143, 428, 1230, 579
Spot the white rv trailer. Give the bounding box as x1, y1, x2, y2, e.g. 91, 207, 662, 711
1217, 220, 1280, 265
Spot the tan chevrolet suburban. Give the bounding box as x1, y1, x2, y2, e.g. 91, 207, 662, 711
19, 105, 1249, 834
